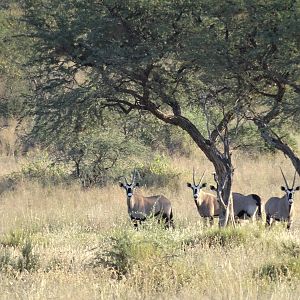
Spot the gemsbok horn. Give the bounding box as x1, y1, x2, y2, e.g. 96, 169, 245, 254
265, 168, 300, 229
187, 169, 220, 225
119, 169, 174, 228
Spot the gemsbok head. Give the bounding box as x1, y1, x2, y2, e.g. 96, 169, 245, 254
119, 170, 174, 228
265, 168, 300, 229
187, 169, 220, 225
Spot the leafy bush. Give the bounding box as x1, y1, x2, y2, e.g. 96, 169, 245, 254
92, 224, 183, 278
138, 154, 180, 188
0, 151, 71, 190
20, 151, 70, 185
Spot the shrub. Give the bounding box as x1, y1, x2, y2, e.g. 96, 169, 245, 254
281, 240, 300, 259
0, 240, 39, 274
1, 229, 30, 247
20, 151, 70, 185
184, 227, 250, 249
0, 248, 14, 272
255, 258, 300, 282
138, 154, 180, 188
16, 240, 39, 272
92, 224, 182, 278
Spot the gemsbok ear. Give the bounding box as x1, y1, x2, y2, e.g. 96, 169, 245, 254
280, 186, 286, 191
201, 183, 207, 188
135, 182, 140, 187
295, 186, 300, 191
210, 185, 216, 191
187, 182, 192, 187
119, 182, 124, 188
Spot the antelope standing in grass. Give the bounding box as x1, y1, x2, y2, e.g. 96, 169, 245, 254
265, 168, 300, 229
119, 170, 174, 228
187, 170, 220, 225
187, 169, 261, 223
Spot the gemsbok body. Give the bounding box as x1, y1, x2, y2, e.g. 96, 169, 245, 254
119, 171, 174, 228
265, 168, 300, 229
187, 170, 220, 225
233, 192, 262, 221
209, 186, 262, 222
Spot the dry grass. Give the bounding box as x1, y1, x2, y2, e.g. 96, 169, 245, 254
0, 151, 300, 299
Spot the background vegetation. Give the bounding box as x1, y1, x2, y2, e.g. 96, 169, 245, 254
0, 0, 300, 299
0, 153, 300, 299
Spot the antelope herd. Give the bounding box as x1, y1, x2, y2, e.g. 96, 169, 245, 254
120, 168, 299, 230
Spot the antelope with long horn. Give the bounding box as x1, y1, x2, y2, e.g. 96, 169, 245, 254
265, 168, 300, 229
210, 173, 262, 222
187, 169, 220, 225
119, 169, 174, 228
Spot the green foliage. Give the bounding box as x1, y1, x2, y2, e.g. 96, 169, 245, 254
0, 248, 14, 272
0, 239, 39, 274
184, 227, 250, 249
0, 4, 32, 118
1, 229, 29, 247
138, 154, 180, 188
93, 224, 183, 279
19, 151, 70, 185
281, 241, 300, 259
17, 240, 39, 272
255, 258, 300, 282
135, 114, 195, 156
51, 124, 149, 187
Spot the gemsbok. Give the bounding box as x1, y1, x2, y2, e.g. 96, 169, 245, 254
186, 170, 220, 225
209, 185, 262, 222
119, 170, 174, 228
187, 170, 262, 224
265, 168, 300, 229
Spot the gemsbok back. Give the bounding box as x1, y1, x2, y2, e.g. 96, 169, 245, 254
119, 170, 174, 228
265, 168, 300, 229
209, 185, 262, 222
187, 170, 220, 225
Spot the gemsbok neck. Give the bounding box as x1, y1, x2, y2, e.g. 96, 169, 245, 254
127, 195, 135, 212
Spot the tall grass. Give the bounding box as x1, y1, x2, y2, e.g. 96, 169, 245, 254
0, 151, 300, 299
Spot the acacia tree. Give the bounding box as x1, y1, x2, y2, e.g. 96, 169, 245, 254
240, 2, 300, 175
20, 0, 299, 225
192, 1, 300, 174
20, 0, 247, 226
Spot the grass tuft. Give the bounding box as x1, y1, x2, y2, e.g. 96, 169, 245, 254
255, 258, 300, 282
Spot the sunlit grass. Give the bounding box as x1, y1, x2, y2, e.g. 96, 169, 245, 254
0, 152, 299, 299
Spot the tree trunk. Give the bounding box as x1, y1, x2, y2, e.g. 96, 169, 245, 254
214, 160, 234, 227
143, 109, 235, 227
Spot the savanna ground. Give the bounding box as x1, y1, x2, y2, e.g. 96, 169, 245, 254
1, 148, 300, 299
